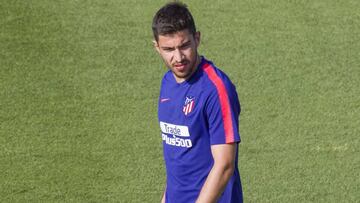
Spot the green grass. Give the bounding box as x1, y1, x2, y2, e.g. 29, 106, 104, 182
1, 0, 359, 202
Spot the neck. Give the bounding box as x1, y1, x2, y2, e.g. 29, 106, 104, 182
191, 55, 201, 75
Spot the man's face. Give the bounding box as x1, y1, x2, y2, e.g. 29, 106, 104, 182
154, 29, 200, 83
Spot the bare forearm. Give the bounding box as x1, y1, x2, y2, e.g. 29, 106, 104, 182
161, 185, 166, 203
196, 164, 234, 203
161, 191, 165, 203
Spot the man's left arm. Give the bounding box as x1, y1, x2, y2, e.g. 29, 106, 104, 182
196, 143, 237, 203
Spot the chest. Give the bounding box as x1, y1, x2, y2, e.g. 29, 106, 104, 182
158, 85, 206, 125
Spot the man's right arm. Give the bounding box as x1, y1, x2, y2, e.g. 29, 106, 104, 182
161, 185, 166, 203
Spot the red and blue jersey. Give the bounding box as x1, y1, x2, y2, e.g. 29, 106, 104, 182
158, 57, 243, 203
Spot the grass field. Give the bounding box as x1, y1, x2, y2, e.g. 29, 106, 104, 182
1, 0, 359, 202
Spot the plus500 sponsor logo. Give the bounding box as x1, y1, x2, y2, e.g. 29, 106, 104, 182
162, 134, 192, 148
160, 122, 192, 148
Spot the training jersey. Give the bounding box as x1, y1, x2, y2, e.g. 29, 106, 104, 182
158, 57, 243, 203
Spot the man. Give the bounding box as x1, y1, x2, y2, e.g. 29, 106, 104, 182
152, 2, 243, 203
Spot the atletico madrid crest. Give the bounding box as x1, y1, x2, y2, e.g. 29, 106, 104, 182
183, 96, 195, 116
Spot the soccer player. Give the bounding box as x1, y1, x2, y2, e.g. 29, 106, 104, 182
152, 2, 243, 203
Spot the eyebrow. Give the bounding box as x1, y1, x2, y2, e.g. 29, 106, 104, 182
180, 41, 191, 47
160, 40, 191, 50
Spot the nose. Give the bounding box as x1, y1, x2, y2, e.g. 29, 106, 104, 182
173, 49, 183, 62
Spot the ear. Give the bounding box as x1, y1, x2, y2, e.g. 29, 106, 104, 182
153, 40, 160, 53
194, 31, 201, 48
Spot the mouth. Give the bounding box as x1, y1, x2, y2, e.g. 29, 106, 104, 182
174, 61, 188, 71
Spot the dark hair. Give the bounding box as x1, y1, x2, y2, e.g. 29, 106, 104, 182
152, 2, 196, 41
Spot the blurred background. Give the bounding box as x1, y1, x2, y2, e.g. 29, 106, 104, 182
1, 0, 359, 202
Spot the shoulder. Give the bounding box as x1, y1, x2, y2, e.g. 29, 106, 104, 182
162, 70, 173, 82
160, 70, 174, 86
200, 58, 237, 94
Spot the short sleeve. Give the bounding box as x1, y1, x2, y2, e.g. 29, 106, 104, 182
205, 82, 241, 145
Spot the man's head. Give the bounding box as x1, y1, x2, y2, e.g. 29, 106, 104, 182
152, 2, 201, 83
152, 2, 196, 42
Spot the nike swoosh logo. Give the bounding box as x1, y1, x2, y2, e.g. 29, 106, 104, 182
160, 98, 171, 103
